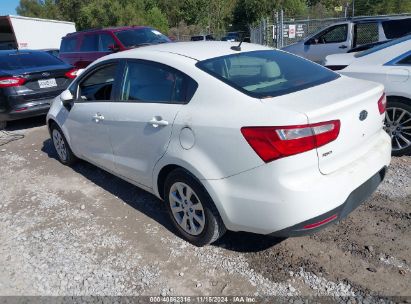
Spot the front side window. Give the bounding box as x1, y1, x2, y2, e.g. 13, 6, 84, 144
354, 23, 379, 46
80, 34, 99, 52
120, 61, 197, 104
115, 28, 170, 48
78, 64, 118, 101
197, 50, 339, 98
316, 24, 348, 44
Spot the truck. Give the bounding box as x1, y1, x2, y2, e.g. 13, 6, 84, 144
0, 15, 76, 50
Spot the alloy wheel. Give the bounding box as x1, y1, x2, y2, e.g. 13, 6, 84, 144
169, 182, 205, 236
384, 107, 411, 152
52, 129, 68, 162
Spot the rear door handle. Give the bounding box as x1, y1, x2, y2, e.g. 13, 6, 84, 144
339, 45, 348, 49
92, 113, 105, 123
149, 116, 169, 128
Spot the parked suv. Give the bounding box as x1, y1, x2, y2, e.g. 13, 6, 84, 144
59, 26, 171, 68
282, 16, 411, 63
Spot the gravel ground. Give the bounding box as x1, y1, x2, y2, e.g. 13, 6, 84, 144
0, 117, 410, 300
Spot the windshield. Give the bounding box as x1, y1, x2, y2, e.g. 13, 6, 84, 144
0, 51, 65, 71
115, 28, 170, 48
197, 50, 339, 98
355, 34, 411, 58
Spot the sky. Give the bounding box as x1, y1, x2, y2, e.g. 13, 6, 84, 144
0, 0, 20, 16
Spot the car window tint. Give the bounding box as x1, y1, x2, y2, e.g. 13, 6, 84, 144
197, 50, 339, 98
60, 37, 77, 53
121, 61, 197, 104
99, 34, 115, 52
80, 34, 98, 52
354, 23, 379, 46
398, 54, 411, 65
0, 51, 64, 70
79, 64, 117, 101
317, 24, 348, 43
115, 28, 170, 48
382, 19, 411, 39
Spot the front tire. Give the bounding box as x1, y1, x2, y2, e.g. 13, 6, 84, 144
50, 124, 77, 165
164, 169, 226, 246
385, 99, 411, 156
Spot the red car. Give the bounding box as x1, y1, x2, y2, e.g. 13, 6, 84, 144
59, 26, 171, 69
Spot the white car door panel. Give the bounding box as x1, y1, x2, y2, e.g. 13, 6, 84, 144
108, 59, 195, 188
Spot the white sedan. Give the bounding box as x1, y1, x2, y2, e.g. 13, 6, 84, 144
47, 42, 391, 246
325, 35, 411, 155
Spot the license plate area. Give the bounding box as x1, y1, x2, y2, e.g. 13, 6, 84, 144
38, 78, 57, 89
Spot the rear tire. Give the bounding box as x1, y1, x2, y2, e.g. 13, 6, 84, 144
0, 121, 6, 130
164, 168, 226, 246
385, 99, 411, 156
50, 123, 77, 165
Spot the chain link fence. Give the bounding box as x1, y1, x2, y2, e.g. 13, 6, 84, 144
250, 12, 411, 49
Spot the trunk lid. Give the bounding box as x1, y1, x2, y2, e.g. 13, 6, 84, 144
263, 76, 385, 174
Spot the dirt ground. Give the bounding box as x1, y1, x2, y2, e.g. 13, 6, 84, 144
0, 116, 410, 300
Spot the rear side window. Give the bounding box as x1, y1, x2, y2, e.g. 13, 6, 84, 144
354, 23, 379, 46
60, 36, 77, 53
79, 64, 118, 101
197, 50, 339, 98
382, 19, 411, 39
398, 54, 411, 65
120, 60, 198, 104
80, 34, 99, 52
0, 52, 64, 70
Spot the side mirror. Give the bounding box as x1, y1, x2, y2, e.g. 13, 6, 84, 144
304, 38, 315, 45
108, 44, 120, 52
60, 90, 73, 106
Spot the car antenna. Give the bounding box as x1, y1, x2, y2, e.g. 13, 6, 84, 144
231, 32, 248, 51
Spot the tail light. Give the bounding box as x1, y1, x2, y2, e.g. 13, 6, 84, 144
241, 120, 341, 163
65, 69, 78, 79
0, 77, 26, 88
378, 93, 386, 114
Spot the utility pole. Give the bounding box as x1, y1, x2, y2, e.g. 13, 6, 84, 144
352, 0, 355, 17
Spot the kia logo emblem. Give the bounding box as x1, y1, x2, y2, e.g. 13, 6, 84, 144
42, 72, 50, 77
359, 110, 368, 121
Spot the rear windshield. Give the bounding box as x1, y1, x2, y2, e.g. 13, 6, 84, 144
355, 34, 411, 58
196, 50, 339, 98
115, 28, 170, 48
0, 51, 65, 70
382, 19, 411, 39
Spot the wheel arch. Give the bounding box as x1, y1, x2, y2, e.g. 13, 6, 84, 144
386, 95, 411, 104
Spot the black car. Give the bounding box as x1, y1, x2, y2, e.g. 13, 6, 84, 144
0, 50, 76, 129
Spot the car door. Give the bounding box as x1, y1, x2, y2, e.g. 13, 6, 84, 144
303, 23, 350, 63
107, 59, 197, 188
64, 61, 122, 171
77, 33, 101, 68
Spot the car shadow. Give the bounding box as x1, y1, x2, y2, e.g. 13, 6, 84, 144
42, 137, 285, 253
5, 116, 46, 131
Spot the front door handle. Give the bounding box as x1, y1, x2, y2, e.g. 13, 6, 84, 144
92, 113, 105, 123
149, 116, 169, 128
339, 45, 348, 49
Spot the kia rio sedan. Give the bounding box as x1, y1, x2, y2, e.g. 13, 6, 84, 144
47, 42, 391, 246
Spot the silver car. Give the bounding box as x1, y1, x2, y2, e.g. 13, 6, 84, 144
282, 17, 411, 64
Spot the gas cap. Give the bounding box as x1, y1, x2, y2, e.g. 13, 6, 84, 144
179, 127, 195, 150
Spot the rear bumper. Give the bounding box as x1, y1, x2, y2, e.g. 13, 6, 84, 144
0, 97, 54, 121
270, 167, 386, 237
203, 130, 391, 235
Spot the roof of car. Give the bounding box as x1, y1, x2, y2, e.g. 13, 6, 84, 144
65, 25, 150, 36
113, 41, 273, 61
0, 49, 46, 55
